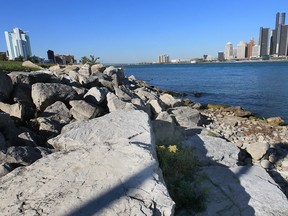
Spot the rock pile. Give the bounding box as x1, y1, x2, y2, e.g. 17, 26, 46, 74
0, 61, 287, 215
201, 105, 288, 196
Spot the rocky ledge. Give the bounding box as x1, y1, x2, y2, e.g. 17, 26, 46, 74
0, 61, 287, 215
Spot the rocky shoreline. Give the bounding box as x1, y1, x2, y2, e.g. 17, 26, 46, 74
0, 61, 287, 215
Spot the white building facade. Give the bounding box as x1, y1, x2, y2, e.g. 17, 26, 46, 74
4, 27, 32, 60
252, 45, 260, 58
224, 42, 234, 60
237, 41, 247, 59
158, 54, 170, 63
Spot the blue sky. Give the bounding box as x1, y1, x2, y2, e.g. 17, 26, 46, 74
0, 0, 287, 63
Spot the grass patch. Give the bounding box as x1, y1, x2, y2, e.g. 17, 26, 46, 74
0, 61, 39, 72
156, 144, 207, 214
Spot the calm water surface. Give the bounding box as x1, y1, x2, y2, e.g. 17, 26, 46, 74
124, 62, 288, 122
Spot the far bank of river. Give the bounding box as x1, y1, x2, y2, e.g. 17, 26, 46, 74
124, 61, 288, 123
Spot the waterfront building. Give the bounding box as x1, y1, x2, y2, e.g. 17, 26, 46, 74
275, 12, 286, 54
224, 42, 234, 60
55, 54, 75, 64
47, 50, 55, 63
270, 12, 286, 56
236, 41, 247, 59
4, 27, 32, 60
157, 54, 170, 63
247, 38, 255, 58
233, 48, 237, 58
217, 52, 225, 61
259, 27, 270, 57
278, 24, 288, 56
252, 45, 260, 58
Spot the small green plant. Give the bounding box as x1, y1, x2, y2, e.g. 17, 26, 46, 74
156, 144, 207, 213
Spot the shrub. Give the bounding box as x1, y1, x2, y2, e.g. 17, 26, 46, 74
156, 144, 207, 213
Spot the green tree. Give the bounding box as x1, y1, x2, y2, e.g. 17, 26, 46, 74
81, 55, 100, 66
14, 55, 24, 62
27, 55, 40, 63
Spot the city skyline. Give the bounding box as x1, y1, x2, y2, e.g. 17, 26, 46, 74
0, 0, 287, 63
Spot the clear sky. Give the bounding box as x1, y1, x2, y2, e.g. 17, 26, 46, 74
1, 0, 287, 63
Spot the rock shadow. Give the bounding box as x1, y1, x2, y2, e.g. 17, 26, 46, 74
65, 163, 163, 216
181, 133, 256, 215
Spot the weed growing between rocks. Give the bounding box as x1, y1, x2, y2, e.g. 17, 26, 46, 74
156, 144, 208, 214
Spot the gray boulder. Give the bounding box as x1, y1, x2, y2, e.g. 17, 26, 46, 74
69, 100, 103, 121
5, 146, 51, 165
169, 106, 201, 129
183, 134, 240, 167
160, 93, 182, 108
8, 71, 53, 85
0, 110, 175, 215
91, 63, 105, 74
31, 83, 78, 111
0, 71, 13, 101
37, 101, 72, 137
78, 63, 91, 76
106, 92, 137, 112
84, 87, 109, 105
22, 61, 43, 70
12, 84, 34, 105
152, 111, 183, 145
0, 112, 14, 129
245, 142, 270, 161
0, 102, 34, 120
196, 165, 288, 216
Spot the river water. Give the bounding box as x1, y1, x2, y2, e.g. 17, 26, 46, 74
124, 61, 288, 122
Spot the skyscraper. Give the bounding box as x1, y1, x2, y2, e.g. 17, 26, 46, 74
278, 25, 288, 56
271, 12, 286, 55
224, 42, 233, 60
259, 27, 270, 57
4, 27, 32, 60
247, 38, 255, 58
237, 41, 247, 59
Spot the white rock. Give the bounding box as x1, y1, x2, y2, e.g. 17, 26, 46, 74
245, 142, 270, 161
0, 110, 174, 215
159, 93, 182, 107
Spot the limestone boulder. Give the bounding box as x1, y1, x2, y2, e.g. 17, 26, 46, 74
8, 71, 53, 85
196, 165, 288, 216
245, 142, 270, 161
12, 84, 34, 105
84, 87, 109, 105
0, 102, 34, 120
183, 134, 240, 167
149, 99, 164, 117
169, 106, 201, 129
106, 92, 137, 112
78, 63, 91, 76
31, 83, 78, 111
152, 111, 183, 145
22, 60, 43, 70
0, 110, 175, 215
37, 101, 72, 138
134, 87, 158, 102
266, 117, 285, 126
160, 93, 182, 108
91, 63, 106, 74
69, 100, 104, 121
0, 71, 13, 101
5, 146, 52, 166
114, 85, 137, 101
103, 66, 125, 81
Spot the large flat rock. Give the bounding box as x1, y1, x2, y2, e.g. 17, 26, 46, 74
0, 110, 174, 216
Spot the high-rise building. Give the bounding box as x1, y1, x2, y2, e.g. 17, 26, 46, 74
4, 27, 32, 60
157, 54, 170, 63
270, 12, 286, 55
47, 50, 55, 63
237, 41, 247, 59
275, 12, 286, 54
217, 52, 225, 61
224, 42, 233, 60
252, 45, 260, 58
247, 38, 255, 58
278, 24, 288, 56
259, 27, 270, 57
